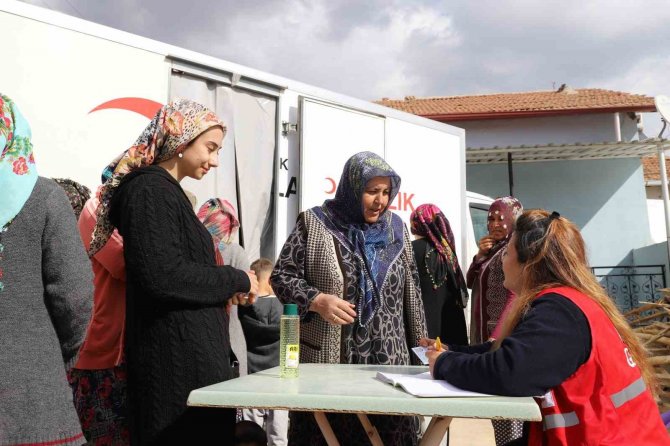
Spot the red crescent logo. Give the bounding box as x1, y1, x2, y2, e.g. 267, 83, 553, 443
325, 177, 336, 194
89, 98, 163, 119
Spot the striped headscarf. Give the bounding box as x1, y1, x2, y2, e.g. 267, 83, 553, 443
89, 98, 225, 256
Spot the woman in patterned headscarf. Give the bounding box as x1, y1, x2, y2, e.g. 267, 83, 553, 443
198, 198, 249, 268
198, 198, 251, 378
465, 195, 523, 446
52, 178, 91, 219
96, 98, 258, 445
69, 185, 130, 445
467, 196, 523, 344
0, 94, 92, 446
198, 198, 239, 243
410, 204, 468, 345
271, 151, 427, 446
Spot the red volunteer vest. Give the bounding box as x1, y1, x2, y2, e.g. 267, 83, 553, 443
528, 287, 670, 446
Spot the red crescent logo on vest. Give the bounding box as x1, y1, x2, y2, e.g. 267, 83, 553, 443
624, 347, 636, 367
89, 98, 163, 119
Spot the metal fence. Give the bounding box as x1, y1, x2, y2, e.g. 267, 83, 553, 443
591, 265, 666, 312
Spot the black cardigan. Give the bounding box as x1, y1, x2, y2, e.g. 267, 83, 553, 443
412, 238, 468, 344
435, 293, 592, 397
109, 166, 250, 444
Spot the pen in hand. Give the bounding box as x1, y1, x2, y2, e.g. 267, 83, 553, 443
427, 337, 443, 378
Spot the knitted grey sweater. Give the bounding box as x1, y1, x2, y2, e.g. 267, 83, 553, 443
0, 177, 92, 446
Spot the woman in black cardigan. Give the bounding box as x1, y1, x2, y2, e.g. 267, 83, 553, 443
90, 99, 258, 445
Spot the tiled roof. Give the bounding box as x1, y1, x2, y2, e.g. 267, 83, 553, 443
642, 155, 670, 182
377, 87, 655, 120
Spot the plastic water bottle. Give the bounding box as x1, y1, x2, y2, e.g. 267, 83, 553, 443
279, 303, 300, 378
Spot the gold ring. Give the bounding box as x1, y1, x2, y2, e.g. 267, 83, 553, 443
332, 314, 337, 321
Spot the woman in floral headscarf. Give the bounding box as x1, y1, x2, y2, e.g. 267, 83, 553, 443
0, 94, 92, 446
410, 204, 468, 345
95, 98, 258, 445
271, 151, 427, 446
198, 198, 250, 269
465, 195, 523, 446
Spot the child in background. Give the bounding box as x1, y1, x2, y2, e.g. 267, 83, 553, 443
239, 258, 288, 446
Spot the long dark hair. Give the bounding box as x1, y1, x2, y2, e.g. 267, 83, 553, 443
493, 209, 656, 393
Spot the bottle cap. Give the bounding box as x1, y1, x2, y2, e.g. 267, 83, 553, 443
283, 303, 298, 316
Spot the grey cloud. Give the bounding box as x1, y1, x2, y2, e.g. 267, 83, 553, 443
18, 0, 670, 105
392, 0, 670, 98
320, 0, 393, 41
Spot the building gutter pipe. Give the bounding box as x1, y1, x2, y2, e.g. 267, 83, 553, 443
656, 138, 670, 263
614, 113, 622, 142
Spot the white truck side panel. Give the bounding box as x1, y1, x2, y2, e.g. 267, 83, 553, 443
299, 98, 385, 211
385, 118, 466, 260
1, 10, 168, 190
295, 100, 466, 261
1, 1, 468, 266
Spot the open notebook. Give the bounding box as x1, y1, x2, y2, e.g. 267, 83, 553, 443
376, 371, 493, 398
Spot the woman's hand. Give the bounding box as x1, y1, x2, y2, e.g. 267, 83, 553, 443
476, 235, 495, 260
231, 292, 256, 306
419, 337, 448, 377
426, 349, 444, 377
309, 293, 356, 325
419, 337, 435, 348
230, 270, 259, 306
246, 270, 259, 296
419, 337, 448, 352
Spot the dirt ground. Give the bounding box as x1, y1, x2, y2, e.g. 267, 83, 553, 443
440, 418, 496, 445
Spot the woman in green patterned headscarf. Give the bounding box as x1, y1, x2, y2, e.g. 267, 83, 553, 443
0, 94, 38, 234
0, 93, 93, 446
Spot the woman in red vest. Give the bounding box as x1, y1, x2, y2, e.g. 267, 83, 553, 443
425, 209, 670, 445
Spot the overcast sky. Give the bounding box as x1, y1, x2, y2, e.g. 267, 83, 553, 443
21, 0, 670, 135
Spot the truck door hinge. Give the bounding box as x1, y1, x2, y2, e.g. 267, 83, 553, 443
282, 121, 298, 136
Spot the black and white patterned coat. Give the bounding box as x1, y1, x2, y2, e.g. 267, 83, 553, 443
271, 209, 427, 366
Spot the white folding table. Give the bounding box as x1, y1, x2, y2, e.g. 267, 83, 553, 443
188, 363, 541, 445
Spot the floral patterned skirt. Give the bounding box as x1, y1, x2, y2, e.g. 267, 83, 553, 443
68, 366, 129, 445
